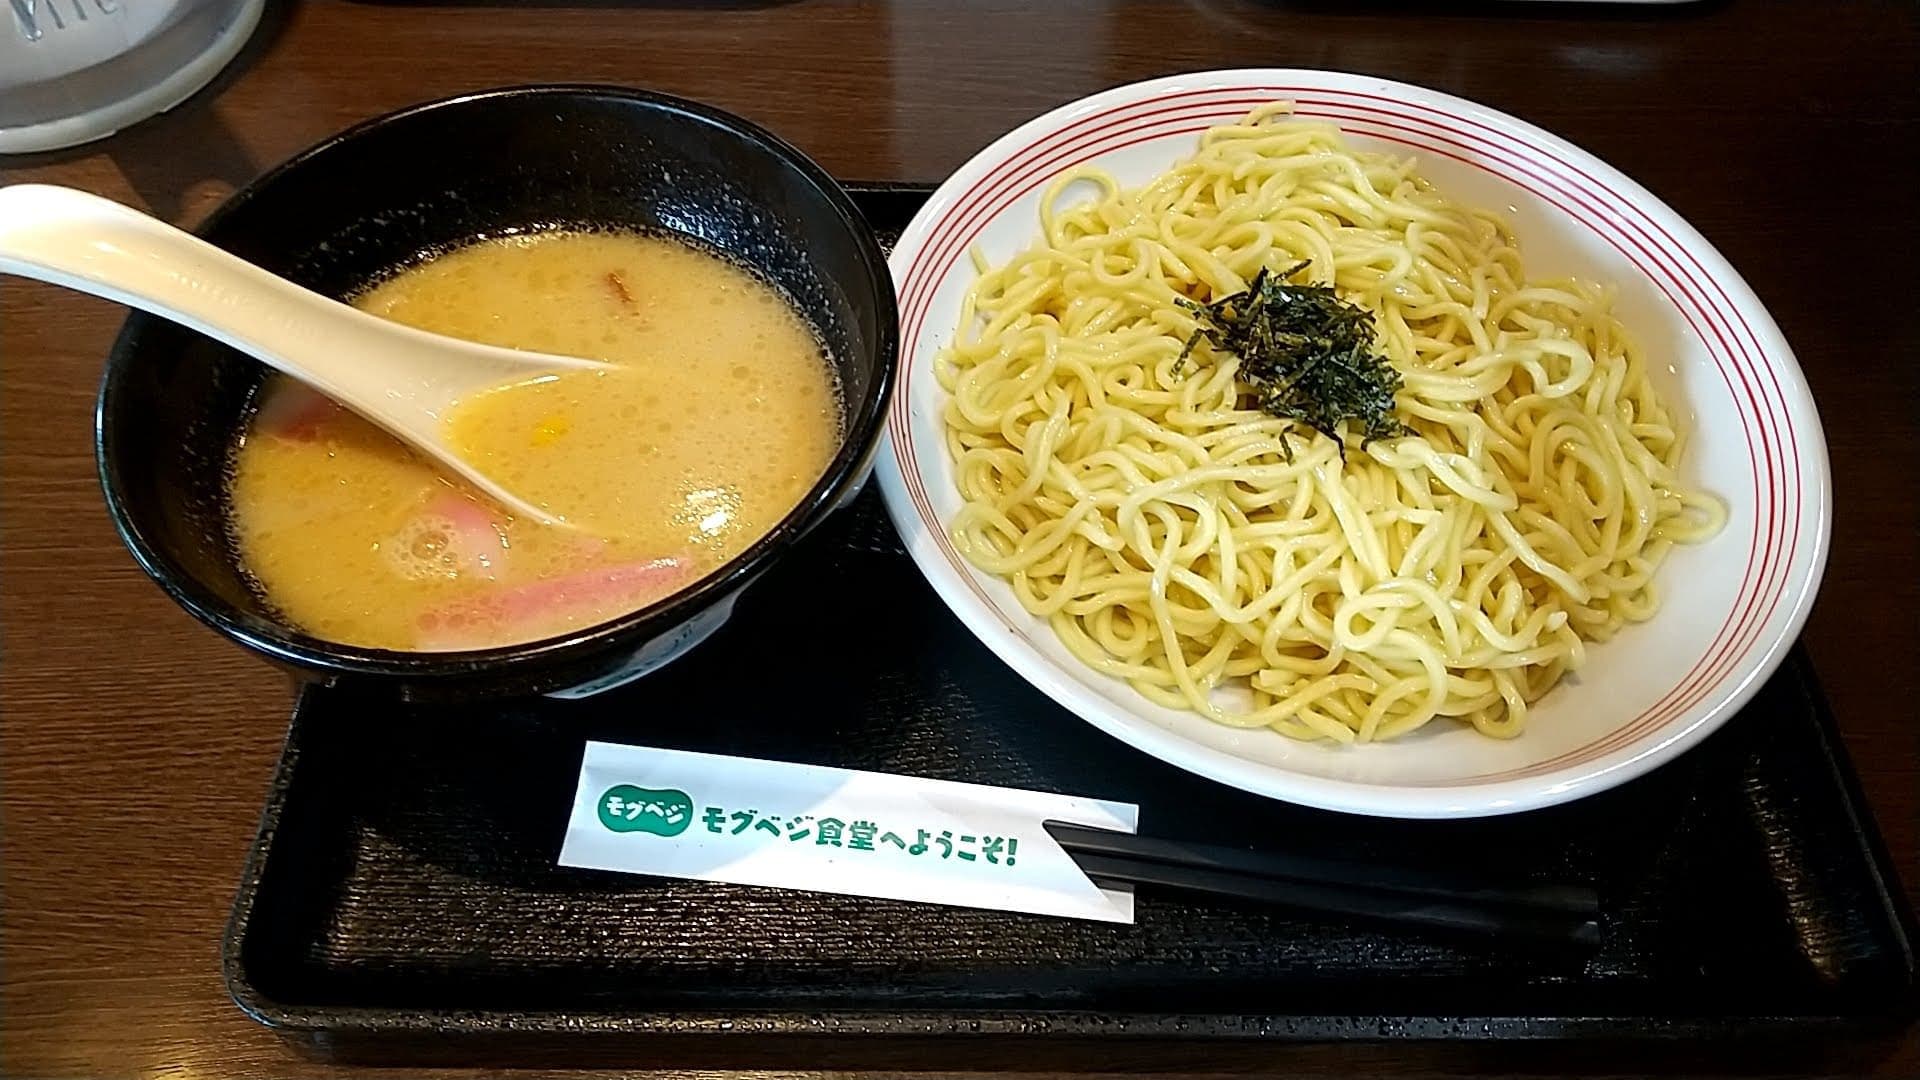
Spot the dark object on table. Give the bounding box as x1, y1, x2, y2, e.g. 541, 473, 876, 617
1046, 822, 1601, 947
225, 187, 1916, 1058
93, 85, 897, 701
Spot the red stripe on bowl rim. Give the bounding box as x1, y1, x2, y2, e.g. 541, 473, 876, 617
891, 97, 1791, 784
1268, 101, 1793, 781
890, 100, 1789, 780
886, 86, 1801, 786
1286, 89, 1805, 780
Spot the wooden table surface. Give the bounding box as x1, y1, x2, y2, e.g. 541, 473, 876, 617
3, 2, 1915, 1077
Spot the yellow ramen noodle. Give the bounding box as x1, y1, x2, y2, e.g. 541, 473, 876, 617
228, 231, 840, 652
939, 104, 1723, 744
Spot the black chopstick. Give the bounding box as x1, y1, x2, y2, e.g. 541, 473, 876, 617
1046, 822, 1598, 914
1072, 852, 1600, 946
1048, 822, 1600, 946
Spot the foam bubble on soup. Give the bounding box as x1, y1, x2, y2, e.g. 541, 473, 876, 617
226, 230, 841, 651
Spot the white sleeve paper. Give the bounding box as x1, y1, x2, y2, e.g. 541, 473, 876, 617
558, 741, 1139, 923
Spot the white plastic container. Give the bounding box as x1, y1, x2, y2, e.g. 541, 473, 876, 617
1, 0, 264, 154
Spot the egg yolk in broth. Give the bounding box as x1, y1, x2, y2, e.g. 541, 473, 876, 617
226, 231, 841, 651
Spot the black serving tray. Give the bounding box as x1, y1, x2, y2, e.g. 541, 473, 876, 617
225, 184, 1917, 1065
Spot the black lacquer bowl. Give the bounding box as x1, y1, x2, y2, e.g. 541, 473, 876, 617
95, 85, 897, 700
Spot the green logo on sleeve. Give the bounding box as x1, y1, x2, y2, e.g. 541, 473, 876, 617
598, 785, 694, 835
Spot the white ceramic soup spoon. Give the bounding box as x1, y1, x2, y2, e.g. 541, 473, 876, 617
0, 183, 612, 526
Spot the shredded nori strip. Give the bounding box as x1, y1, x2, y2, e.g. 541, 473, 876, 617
1178, 260, 1410, 461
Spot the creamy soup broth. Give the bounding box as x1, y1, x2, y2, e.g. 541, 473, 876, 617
227, 230, 841, 651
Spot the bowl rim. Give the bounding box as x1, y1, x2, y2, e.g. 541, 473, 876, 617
875, 67, 1833, 818
95, 83, 899, 681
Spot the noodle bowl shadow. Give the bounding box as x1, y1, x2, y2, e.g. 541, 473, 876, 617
96, 86, 897, 701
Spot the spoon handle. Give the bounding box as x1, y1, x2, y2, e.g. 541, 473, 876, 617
0, 183, 447, 419
0, 183, 596, 527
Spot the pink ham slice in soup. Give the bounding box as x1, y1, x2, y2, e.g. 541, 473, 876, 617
425, 493, 509, 579
415, 557, 691, 650
385, 492, 511, 583
252, 382, 344, 442
409, 494, 612, 578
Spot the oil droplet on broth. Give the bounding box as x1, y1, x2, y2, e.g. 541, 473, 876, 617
227, 230, 843, 652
